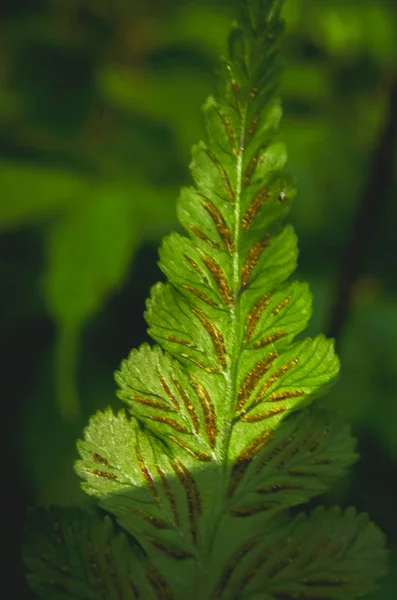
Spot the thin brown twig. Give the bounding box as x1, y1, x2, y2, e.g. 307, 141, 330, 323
327, 77, 397, 342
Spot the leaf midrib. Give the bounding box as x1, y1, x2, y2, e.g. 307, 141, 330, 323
202, 100, 250, 579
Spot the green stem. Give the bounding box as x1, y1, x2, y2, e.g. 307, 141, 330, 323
55, 321, 81, 420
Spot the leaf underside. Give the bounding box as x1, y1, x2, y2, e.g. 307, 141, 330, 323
24, 508, 168, 600
25, 0, 387, 598
24, 506, 387, 600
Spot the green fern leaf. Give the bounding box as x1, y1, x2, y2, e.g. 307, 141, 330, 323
227, 408, 358, 516
76, 407, 206, 560
73, 0, 388, 598
215, 506, 388, 600
24, 507, 171, 599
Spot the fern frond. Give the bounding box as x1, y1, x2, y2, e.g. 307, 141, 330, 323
36, 0, 387, 598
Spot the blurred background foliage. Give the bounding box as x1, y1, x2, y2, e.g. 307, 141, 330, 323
1, 0, 396, 597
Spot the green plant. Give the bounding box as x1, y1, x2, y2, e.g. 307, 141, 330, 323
24, 1, 388, 598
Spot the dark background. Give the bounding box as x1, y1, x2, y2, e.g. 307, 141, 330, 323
1, 0, 397, 597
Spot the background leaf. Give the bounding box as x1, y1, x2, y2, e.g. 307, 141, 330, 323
0, 163, 88, 230
44, 182, 138, 418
